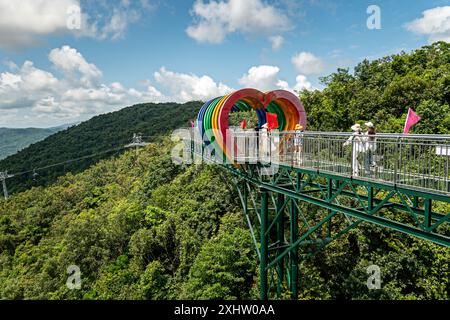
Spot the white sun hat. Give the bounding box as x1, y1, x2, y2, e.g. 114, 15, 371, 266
365, 121, 374, 128
351, 123, 362, 131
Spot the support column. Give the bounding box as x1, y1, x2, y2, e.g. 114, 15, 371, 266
368, 186, 374, 212
290, 197, 298, 299
424, 198, 432, 230
413, 195, 419, 209
327, 178, 333, 237
276, 193, 285, 297
260, 189, 269, 300
243, 183, 247, 225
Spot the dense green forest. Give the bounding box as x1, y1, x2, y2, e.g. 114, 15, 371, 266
0, 42, 449, 300
0, 101, 202, 194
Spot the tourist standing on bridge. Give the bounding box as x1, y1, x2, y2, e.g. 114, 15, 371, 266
260, 123, 270, 161
344, 123, 364, 176
364, 122, 377, 175
294, 124, 304, 163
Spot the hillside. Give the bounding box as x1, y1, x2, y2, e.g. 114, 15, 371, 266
0, 101, 202, 194
0, 139, 448, 299
0, 127, 65, 160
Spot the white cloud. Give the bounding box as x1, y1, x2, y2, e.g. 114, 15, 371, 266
0, 0, 155, 50
0, 60, 59, 110
291, 52, 325, 75
293, 75, 312, 91
0, 45, 236, 125
0, 46, 128, 121
49, 45, 102, 87
0, 46, 316, 127
269, 35, 284, 51
186, 0, 291, 43
32, 97, 63, 114
20, 61, 59, 91
239, 65, 282, 91
100, 8, 140, 41
154, 67, 233, 102
239, 65, 315, 93
0, 0, 80, 50
405, 6, 450, 43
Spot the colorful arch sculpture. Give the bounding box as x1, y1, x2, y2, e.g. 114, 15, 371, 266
197, 88, 307, 163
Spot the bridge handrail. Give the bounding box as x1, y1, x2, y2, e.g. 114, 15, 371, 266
185, 128, 450, 196
281, 131, 450, 141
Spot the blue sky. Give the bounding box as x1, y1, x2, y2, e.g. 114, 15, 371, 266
0, 0, 449, 127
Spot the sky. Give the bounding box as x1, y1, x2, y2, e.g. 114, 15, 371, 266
0, 0, 449, 128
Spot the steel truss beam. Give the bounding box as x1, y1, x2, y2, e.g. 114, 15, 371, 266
223, 162, 450, 300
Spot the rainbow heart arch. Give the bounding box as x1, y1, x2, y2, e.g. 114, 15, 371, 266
196, 88, 307, 163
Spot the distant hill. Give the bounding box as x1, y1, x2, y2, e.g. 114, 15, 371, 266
0, 126, 69, 160
0, 101, 202, 194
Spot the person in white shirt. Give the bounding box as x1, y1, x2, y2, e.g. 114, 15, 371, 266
343, 123, 364, 176
260, 123, 270, 160
294, 124, 304, 163
364, 122, 377, 175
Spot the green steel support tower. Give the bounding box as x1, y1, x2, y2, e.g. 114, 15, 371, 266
190, 130, 450, 299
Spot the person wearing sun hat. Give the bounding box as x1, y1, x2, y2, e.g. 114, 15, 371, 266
294, 123, 304, 162
343, 123, 364, 176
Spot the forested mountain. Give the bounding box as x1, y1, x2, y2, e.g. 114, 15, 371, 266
0, 42, 449, 300
0, 126, 66, 160
0, 101, 202, 194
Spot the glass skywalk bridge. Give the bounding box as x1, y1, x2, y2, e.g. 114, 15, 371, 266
191, 130, 450, 197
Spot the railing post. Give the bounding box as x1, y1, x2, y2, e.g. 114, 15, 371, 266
260, 189, 269, 300
269, 132, 272, 165
190, 128, 194, 163
316, 136, 320, 170
394, 137, 400, 186
350, 137, 354, 177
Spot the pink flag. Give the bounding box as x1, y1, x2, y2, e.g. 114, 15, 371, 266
403, 108, 421, 134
